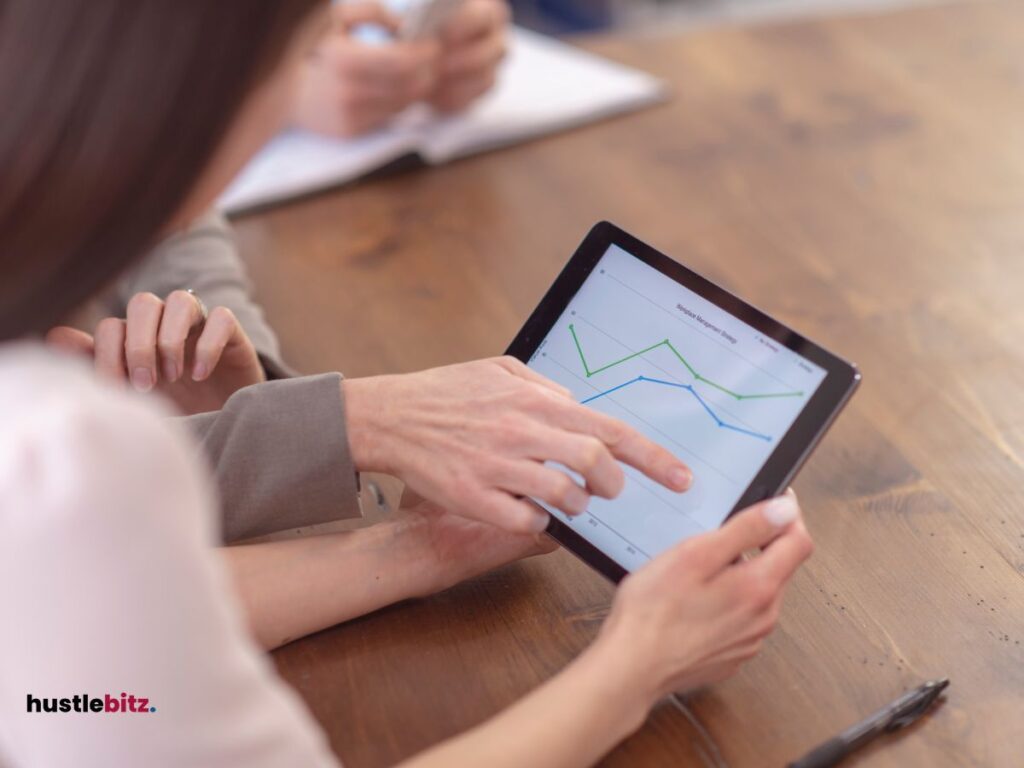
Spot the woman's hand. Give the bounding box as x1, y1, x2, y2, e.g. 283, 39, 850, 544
596, 491, 813, 707
394, 493, 813, 768
291, 2, 440, 137
429, 0, 509, 113
47, 290, 265, 415
343, 356, 693, 534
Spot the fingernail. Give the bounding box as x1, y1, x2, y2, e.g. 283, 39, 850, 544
528, 510, 550, 533
131, 368, 154, 393
162, 358, 178, 383
192, 362, 208, 382
763, 495, 799, 527
669, 466, 692, 490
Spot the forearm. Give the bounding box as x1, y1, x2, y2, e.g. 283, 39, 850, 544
399, 637, 651, 768
223, 516, 443, 650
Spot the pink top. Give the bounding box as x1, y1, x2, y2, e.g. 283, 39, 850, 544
0, 346, 340, 767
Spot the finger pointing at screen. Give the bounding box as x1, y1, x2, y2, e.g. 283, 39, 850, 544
342, 356, 693, 535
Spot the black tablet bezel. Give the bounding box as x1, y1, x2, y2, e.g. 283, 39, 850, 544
506, 221, 861, 584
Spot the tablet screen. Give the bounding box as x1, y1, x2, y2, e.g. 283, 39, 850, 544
526, 243, 828, 571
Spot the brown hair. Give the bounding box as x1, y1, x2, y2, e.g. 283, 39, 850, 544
0, 0, 322, 340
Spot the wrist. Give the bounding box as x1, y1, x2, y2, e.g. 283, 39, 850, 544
345, 516, 449, 603
342, 376, 397, 474
569, 634, 657, 740
591, 616, 664, 723
391, 512, 456, 597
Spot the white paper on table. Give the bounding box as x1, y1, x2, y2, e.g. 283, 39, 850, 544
219, 27, 668, 214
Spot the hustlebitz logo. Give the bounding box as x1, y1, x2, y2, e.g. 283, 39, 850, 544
27, 693, 156, 714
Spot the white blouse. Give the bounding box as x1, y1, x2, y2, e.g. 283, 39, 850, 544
0, 345, 339, 767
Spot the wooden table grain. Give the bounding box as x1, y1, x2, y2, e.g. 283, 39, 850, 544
234, 2, 1024, 765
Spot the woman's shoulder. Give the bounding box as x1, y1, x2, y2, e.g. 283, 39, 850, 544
0, 343, 215, 535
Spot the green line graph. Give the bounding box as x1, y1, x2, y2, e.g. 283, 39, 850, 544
569, 323, 803, 401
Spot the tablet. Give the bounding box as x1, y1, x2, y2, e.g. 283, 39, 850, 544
507, 222, 860, 582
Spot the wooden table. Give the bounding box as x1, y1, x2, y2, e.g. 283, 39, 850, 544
235, 2, 1024, 765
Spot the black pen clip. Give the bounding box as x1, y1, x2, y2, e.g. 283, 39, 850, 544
885, 679, 949, 731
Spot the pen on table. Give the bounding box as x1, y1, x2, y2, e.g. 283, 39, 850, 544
787, 678, 950, 768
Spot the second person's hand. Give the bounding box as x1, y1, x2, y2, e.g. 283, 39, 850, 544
46, 290, 265, 415
429, 0, 509, 113
343, 356, 693, 533
291, 2, 440, 137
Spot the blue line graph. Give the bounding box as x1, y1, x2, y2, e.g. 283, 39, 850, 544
580, 375, 773, 442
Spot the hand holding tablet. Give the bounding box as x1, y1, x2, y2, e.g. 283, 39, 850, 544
597, 492, 812, 700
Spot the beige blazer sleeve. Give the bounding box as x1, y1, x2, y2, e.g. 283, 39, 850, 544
186, 372, 363, 543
